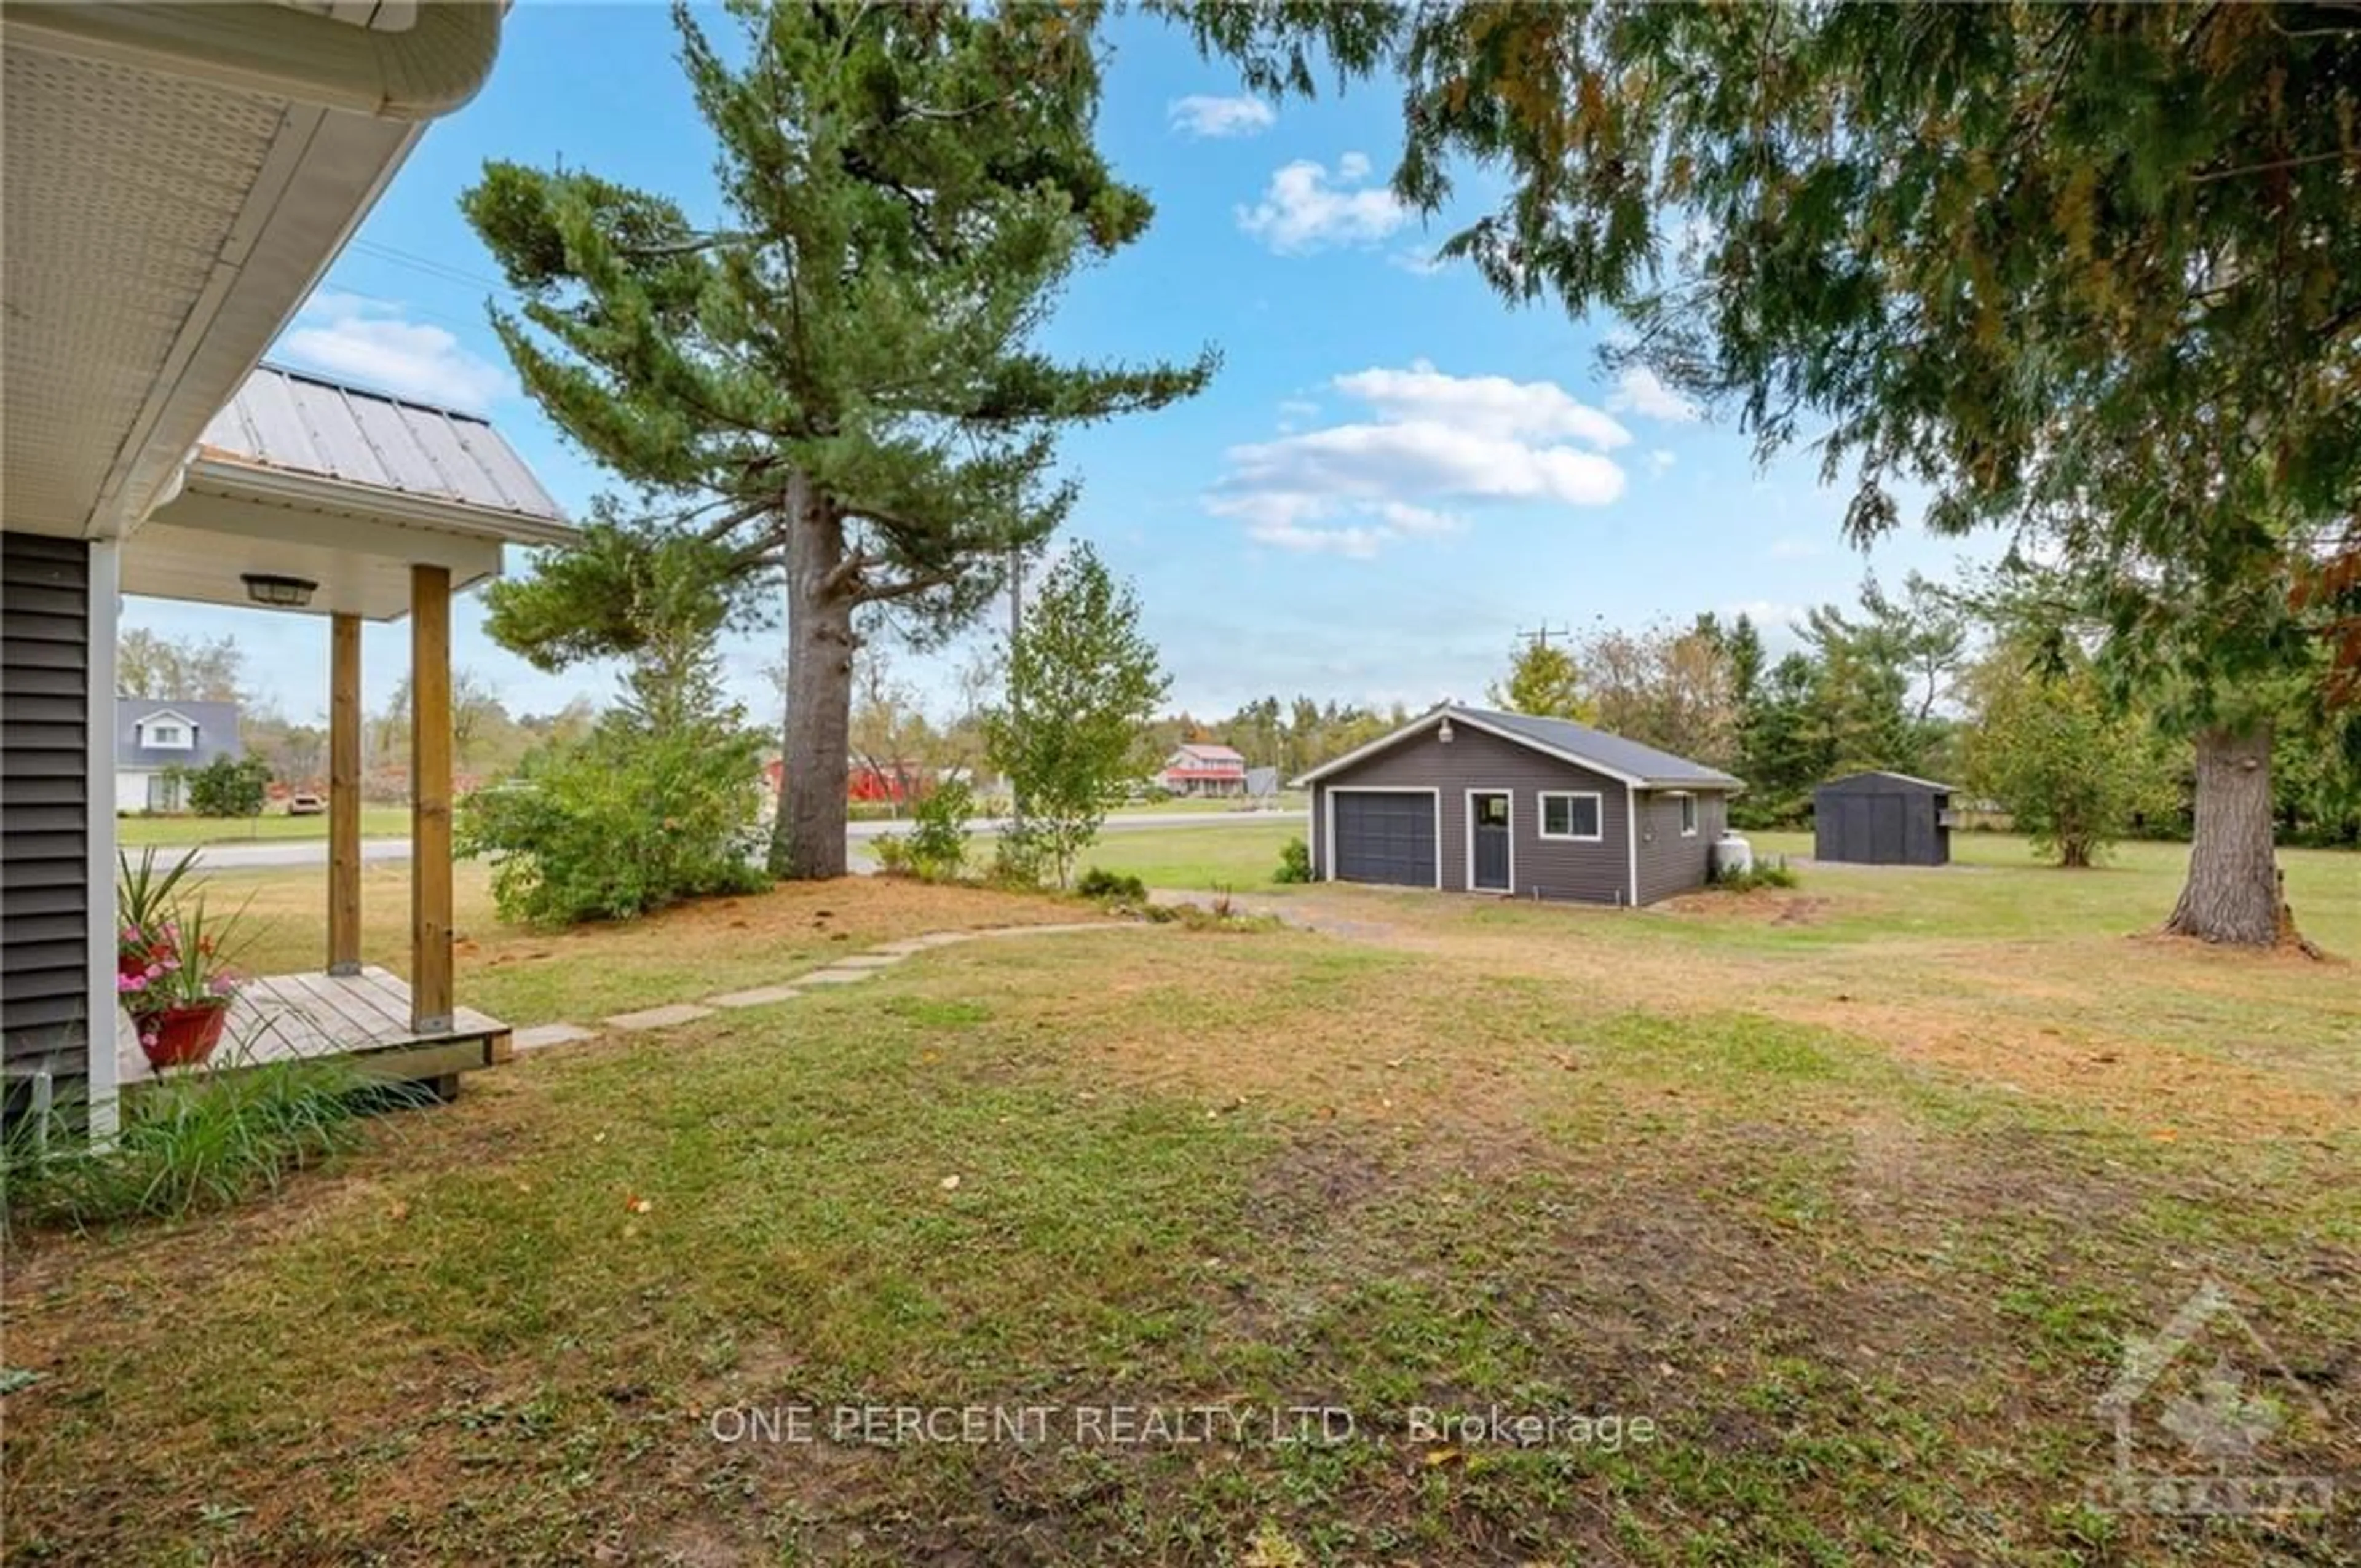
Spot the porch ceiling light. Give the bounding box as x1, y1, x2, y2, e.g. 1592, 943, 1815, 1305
242, 572, 317, 608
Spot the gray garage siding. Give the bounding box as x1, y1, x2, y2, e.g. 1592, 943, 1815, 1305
2, 531, 93, 1127
1313, 724, 1633, 903
1634, 788, 1728, 906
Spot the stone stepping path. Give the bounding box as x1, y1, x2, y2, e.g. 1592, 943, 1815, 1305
508, 919, 1145, 1058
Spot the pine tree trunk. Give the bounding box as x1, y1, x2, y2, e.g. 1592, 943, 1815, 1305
2162, 725, 2285, 946
769, 477, 855, 880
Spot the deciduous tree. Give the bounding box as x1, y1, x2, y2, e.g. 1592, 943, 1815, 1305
1487, 638, 1593, 723
986, 544, 1168, 888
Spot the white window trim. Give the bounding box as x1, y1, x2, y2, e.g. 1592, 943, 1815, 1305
1536, 790, 1605, 843
1463, 787, 1514, 894
1679, 794, 1699, 837
140, 719, 193, 750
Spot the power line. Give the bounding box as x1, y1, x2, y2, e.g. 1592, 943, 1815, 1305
344, 238, 512, 294
1517, 622, 1572, 652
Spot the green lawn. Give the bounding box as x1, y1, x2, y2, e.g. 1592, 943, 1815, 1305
1076, 819, 1305, 889
6, 833, 2355, 1564
117, 806, 411, 847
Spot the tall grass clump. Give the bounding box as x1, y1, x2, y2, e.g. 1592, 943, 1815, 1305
2, 1045, 399, 1237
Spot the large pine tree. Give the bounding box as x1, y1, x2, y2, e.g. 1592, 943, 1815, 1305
465, 1, 1211, 877
1180, 2, 2361, 945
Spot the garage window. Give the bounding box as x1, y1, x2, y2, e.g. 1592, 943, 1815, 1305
1679, 795, 1698, 836
1538, 791, 1602, 841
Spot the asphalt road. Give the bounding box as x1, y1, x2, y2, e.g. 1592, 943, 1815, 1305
184, 809, 1297, 872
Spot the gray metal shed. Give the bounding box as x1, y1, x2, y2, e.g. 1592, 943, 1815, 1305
1812, 771, 1956, 866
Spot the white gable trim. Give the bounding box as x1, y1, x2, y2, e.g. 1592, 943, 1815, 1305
1292, 705, 1650, 790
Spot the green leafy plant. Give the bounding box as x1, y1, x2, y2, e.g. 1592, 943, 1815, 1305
1714, 856, 1800, 893
116, 845, 200, 935
1, 1048, 387, 1235
905, 778, 975, 881
459, 725, 766, 927
986, 832, 1050, 891
985, 544, 1170, 889
1273, 836, 1313, 884
1075, 867, 1148, 904
185, 754, 271, 818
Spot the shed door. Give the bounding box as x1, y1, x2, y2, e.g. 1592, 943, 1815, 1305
1870, 794, 1907, 862
1332, 792, 1436, 887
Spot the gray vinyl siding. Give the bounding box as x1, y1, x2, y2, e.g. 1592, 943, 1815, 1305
2, 531, 92, 1121
1312, 724, 1634, 903
1634, 788, 1729, 905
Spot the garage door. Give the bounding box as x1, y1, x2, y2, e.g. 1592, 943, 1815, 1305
1333, 791, 1436, 886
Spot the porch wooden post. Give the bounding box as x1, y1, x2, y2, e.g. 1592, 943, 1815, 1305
409, 566, 454, 1034
328, 613, 362, 976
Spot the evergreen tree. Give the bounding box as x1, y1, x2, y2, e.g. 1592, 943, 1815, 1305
1180, 2, 2361, 945
465, 1, 1211, 879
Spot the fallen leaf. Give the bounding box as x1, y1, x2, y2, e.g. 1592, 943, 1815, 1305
626, 1195, 654, 1214
939, 1175, 962, 1191
386, 1199, 410, 1222
1423, 1447, 1460, 1467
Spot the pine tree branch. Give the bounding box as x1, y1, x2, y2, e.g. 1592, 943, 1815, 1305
855, 567, 960, 606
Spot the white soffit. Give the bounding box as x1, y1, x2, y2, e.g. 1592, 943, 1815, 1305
0, 6, 502, 541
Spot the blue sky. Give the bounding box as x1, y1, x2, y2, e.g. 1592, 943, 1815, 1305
128, 4, 1983, 729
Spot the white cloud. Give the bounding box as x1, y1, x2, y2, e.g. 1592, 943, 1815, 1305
1372, 501, 1467, 536
1168, 94, 1276, 139
1721, 599, 1805, 632
1607, 365, 1701, 424
1647, 448, 1677, 476
1768, 535, 1822, 559
1333, 360, 1631, 450
1236, 154, 1407, 253
279, 291, 513, 412
1212, 360, 1628, 558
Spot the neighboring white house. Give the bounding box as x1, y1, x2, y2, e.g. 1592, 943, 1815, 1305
114, 698, 242, 813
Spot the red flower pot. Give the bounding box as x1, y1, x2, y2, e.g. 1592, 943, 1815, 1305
137, 1002, 229, 1071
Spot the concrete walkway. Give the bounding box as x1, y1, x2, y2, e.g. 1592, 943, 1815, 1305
507, 921, 1136, 1055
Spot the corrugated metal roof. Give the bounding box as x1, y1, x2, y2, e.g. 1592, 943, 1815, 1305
194, 363, 564, 523
1455, 705, 1745, 788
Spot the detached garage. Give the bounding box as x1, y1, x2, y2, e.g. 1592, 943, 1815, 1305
1812, 772, 1956, 865
1294, 704, 1744, 906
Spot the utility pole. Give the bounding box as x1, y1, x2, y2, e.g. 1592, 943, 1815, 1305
1517, 622, 1571, 652
1006, 546, 1024, 826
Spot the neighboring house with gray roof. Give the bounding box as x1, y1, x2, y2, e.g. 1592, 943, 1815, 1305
115, 699, 242, 814
1291, 703, 1744, 906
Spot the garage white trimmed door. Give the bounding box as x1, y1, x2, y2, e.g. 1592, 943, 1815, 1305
1331, 790, 1438, 887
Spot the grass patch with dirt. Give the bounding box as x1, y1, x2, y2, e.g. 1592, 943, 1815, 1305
4, 839, 2355, 1564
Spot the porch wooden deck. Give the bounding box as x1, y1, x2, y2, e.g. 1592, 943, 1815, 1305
120, 967, 511, 1091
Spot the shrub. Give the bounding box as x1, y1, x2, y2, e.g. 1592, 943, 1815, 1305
183, 754, 270, 818
870, 833, 913, 876
1273, 835, 1313, 884
1713, 855, 1799, 892
906, 778, 974, 879
987, 830, 1050, 890
459, 719, 766, 927
1076, 866, 1148, 903
2, 1051, 389, 1234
